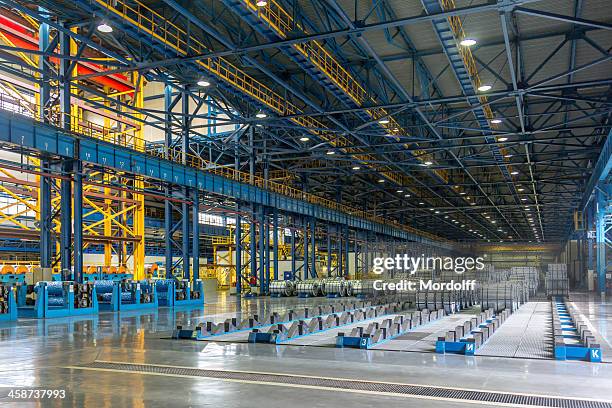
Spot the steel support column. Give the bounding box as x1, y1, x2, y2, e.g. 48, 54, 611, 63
310, 217, 316, 279
290, 225, 296, 280
596, 186, 609, 295
250, 205, 257, 284
258, 206, 265, 293
182, 198, 190, 279
273, 208, 278, 281
192, 189, 199, 281
327, 225, 332, 277
344, 225, 350, 278
303, 217, 308, 281
73, 161, 83, 283
39, 159, 52, 269
236, 214, 242, 294
60, 161, 72, 277
264, 208, 270, 289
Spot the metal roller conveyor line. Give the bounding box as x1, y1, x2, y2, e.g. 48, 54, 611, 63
367, 309, 483, 352
172, 299, 375, 342
249, 301, 410, 345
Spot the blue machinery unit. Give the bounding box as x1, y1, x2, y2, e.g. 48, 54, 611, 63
0, 284, 17, 322
3, 278, 204, 320
553, 298, 602, 363
155, 279, 204, 308
95, 280, 158, 312
16, 281, 98, 319
435, 308, 511, 356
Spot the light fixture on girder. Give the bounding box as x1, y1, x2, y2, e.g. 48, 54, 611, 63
197, 79, 211, 87
256, 0, 268, 6
255, 110, 268, 118
379, 118, 390, 124
478, 84, 492, 92
460, 38, 477, 46
300, 137, 310, 142
97, 21, 113, 33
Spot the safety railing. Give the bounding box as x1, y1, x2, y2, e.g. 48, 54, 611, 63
440, 0, 495, 121
93, 0, 447, 184
245, 0, 447, 183
5, 2, 445, 243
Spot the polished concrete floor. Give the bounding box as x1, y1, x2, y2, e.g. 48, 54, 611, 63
0, 291, 611, 407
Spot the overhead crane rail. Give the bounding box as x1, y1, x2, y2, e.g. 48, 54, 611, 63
90, 0, 445, 191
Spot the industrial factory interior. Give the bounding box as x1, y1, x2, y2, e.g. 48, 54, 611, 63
0, 0, 610, 406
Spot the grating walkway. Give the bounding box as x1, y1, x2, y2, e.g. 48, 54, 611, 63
476, 302, 553, 359
66, 361, 612, 408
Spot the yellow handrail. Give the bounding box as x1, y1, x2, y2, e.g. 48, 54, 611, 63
92, 0, 447, 188
243, 0, 448, 183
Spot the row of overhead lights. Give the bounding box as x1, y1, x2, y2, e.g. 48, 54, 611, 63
459, 38, 507, 125
461, 38, 531, 240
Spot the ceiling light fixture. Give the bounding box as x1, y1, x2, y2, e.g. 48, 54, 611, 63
511, 170, 519, 175
299, 137, 310, 142
460, 38, 477, 46
491, 118, 502, 124
97, 22, 113, 33
352, 166, 360, 170
326, 150, 335, 155
197, 79, 211, 87
498, 137, 508, 142
255, 110, 267, 118
379, 118, 390, 124
378, 179, 385, 183
423, 161, 433, 166
256, 0, 268, 6
478, 84, 492, 92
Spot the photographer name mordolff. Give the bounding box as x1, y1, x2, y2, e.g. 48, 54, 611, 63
373, 279, 477, 291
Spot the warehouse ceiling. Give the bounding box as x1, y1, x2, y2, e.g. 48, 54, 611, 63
4, 0, 611, 243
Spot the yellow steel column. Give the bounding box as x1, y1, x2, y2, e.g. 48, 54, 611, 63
131, 73, 146, 279
103, 87, 113, 268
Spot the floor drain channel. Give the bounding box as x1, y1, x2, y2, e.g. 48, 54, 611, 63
73, 361, 611, 408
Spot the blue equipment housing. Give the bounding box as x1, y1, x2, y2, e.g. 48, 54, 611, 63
95, 280, 158, 311
156, 279, 204, 307
0, 285, 17, 321
17, 281, 98, 319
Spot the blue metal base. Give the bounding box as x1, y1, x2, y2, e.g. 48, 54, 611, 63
435, 339, 477, 355
554, 345, 602, 362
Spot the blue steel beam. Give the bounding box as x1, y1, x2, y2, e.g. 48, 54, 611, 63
218, 0, 450, 187
161, 0, 432, 197
0, 110, 449, 248
580, 128, 612, 210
